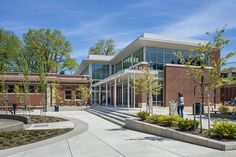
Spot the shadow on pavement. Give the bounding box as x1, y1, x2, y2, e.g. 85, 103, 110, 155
125, 136, 171, 142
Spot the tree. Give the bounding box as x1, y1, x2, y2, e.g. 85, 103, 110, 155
0, 28, 23, 71
89, 39, 116, 55
134, 65, 162, 114
176, 26, 236, 133
76, 85, 89, 105
51, 79, 62, 105
23, 28, 78, 73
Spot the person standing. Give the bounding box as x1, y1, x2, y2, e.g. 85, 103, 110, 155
177, 92, 184, 118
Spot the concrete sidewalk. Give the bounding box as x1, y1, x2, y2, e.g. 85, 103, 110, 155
24, 121, 74, 130
1, 110, 235, 157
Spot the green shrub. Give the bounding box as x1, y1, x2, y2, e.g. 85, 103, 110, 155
137, 111, 150, 121
218, 105, 230, 113
211, 119, 236, 139
147, 114, 161, 123
177, 118, 199, 131
157, 115, 180, 127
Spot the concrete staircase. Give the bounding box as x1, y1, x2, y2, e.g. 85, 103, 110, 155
85, 107, 137, 127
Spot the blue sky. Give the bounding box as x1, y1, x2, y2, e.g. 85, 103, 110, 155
0, 0, 236, 66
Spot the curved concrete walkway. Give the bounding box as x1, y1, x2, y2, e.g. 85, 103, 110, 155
0, 116, 88, 157
1, 110, 236, 157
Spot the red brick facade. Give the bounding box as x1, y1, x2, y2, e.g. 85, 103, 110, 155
0, 72, 91, 108
164, 65, 221, 107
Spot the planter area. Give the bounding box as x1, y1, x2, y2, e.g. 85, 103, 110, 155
206, 113, 236, 120
125, 118, 236, 151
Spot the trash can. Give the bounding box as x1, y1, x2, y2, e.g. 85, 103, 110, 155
193, 102, 204, 115
54, 105, 59, 112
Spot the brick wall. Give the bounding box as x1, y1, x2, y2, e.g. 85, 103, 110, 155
164, 65, 220, 107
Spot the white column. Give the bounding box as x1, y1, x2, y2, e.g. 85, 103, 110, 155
127, 74, 130, 110
109, 83, 112, 105
133, 74, 136, 108
122, 80, 124, 107
99, 85, 101, 105
114, 79, 117, 108
106, 82, 108, 107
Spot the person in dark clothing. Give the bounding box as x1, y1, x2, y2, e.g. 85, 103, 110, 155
12, 104, 17, 115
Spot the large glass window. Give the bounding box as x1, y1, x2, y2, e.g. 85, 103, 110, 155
115, 61, 123, 73
92, 64, 109, 79
133, 48, 144, 65
157, 48, 163, 69
123, 55, 132, 69
81, 65, 89, 75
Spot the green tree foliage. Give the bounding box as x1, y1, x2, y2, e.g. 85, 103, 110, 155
176, 26, 236, 132
134, 65, 162, 114
0, 28, 23, 71
76, 85, 89, 105
51, 79, 62, 104
89, 39, 116, 55
23, 28, 77, 73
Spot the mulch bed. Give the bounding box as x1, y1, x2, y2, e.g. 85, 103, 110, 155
0, 128, 72, 150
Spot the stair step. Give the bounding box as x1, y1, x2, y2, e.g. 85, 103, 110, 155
92, 108, 133, 119
86, 109, 125, 127
93, 106, 138, 118
89, 108, 125, 122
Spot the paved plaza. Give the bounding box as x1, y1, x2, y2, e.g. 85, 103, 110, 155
0, 109, 236, 157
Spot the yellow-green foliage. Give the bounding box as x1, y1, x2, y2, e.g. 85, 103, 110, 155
218, 104, 230, 113
211, 119, 236, 139
177, 118, 199, 131
137, 111, 150, 121
146, 114, 180, 127
76, 85, 89, 104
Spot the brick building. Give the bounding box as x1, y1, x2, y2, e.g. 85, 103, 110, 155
77, 33, 221, 108
0, 72, 91, 108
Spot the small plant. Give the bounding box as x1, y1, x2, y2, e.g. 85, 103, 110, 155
157, 115, 180, 127
137, 111, 150, 121
177, 118, 199, 131
218, 104, 230, 113
147, 114, 161, 124
211, 119, 236, 139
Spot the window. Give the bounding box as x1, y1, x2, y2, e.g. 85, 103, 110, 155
8, 85, 15, 93
29, 85, 35, 93
157, 48, 163, 69
164, 48, 171, 64
92, 64, 109, 79
133, 48, 144, 65
115, 61, 123, 73
81, 65, 89, 75
123, 55, 132, 69
65, 87, 72, 100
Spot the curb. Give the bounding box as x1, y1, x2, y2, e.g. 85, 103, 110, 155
0, 116, 88, 157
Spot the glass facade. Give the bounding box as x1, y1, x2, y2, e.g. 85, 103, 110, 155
92, 64, 109, 79
115, 61, 123, 73
146, 47, 209, 70
81, 65, 89, 75
123, 55, 132, 69
133, 48, 144, 65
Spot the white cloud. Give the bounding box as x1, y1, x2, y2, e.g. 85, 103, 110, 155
160, 0, 236, 37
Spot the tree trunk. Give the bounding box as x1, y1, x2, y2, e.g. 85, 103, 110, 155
200, 75, 204, 133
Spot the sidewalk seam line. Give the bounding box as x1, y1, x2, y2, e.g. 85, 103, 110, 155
88, 130, 126, 157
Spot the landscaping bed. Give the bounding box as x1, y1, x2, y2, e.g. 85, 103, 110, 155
125, 111, 236, 151
0, 128, 72, 150
27, 115, 68, 124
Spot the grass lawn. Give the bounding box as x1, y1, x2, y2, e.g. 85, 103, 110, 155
27, 115, 68, 124
0, 128, 72, 150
